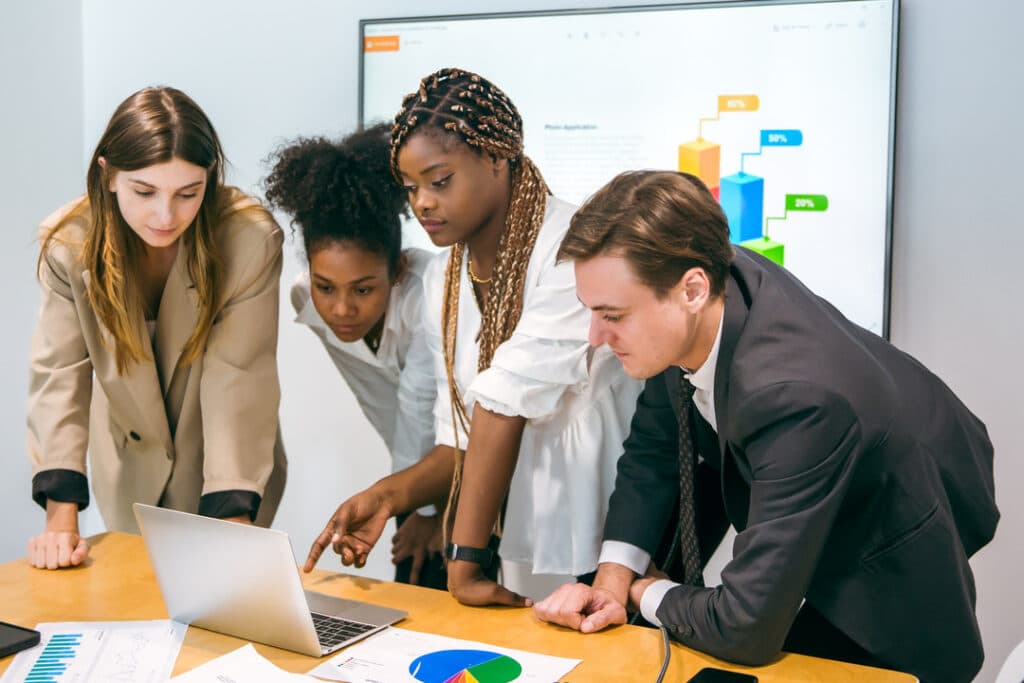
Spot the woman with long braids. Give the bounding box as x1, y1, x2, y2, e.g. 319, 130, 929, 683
26, 87, 287, 569
305, 68, 640, 606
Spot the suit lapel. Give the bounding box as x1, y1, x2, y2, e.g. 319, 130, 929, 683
82, 269, 173, 453
715, 260, 755, 530
714, 263, 753, 460
154, 245, 199, 395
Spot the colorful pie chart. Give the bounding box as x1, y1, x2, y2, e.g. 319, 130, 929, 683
409, 649, 523, 683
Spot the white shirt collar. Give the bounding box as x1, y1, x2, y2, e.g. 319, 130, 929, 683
682, 309, 724, 393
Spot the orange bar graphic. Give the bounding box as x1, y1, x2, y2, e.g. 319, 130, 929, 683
364, 35, 399, 52
679, 139, 721, 191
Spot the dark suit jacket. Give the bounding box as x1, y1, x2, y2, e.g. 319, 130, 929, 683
603, 248, 998, 683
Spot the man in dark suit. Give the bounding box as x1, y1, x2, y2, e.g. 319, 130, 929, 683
534, 171, 998, 683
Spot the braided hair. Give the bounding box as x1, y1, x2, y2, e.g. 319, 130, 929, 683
265, 123, 407, 276
391, 68, 550, 440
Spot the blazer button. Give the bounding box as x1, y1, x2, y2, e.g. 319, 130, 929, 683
129, 431, 141, 441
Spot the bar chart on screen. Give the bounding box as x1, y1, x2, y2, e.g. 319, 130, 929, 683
0, 621, 185, 683
679, 95, 830, 268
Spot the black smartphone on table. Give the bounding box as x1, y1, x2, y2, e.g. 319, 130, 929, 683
0, 621, 41, 658
686, 667, 759, 683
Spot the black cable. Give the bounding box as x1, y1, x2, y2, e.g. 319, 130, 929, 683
651, 523, 681, 680
656, 625, 671, 683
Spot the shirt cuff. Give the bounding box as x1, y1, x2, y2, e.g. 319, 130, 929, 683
416, 504, 438, 517
640, 579, 681, 627
32, 469, 89, 511
598, 540, 651, 575
198, 490, 261, 522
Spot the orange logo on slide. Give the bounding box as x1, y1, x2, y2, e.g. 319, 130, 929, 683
364, 35, 399, 52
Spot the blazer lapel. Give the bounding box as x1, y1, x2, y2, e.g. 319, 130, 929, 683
155, 245, 199, 396
715, 263, 755, 530
714, 266, 751, 463
82, 269, 174, 453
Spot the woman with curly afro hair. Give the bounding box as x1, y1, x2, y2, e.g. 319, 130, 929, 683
264, 123, 443, 588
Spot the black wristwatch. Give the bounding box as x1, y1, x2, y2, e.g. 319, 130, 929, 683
445, 542, 496, 569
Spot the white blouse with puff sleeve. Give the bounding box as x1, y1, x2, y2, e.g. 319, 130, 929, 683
422, 196, 643, 576
291, 248, 436, 477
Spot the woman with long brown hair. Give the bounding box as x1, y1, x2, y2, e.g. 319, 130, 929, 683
305, 69, 640, 605
27, 86, 287, 570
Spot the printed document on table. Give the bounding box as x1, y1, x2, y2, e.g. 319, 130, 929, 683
308, 627, 581, 682
171, 644, 314, 682
0, 620, 186, 683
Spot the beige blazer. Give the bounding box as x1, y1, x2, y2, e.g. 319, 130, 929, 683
27, 188, 287, 532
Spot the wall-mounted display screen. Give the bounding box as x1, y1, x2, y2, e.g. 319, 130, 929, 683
362, 0, 898, 336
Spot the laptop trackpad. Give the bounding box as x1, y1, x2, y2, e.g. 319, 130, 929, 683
304, 590, 406, 626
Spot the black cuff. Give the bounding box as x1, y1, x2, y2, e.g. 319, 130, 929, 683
32, 469, 89, 511
198, 490, 261, 522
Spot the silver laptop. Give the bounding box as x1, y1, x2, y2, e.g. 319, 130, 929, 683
133, 503, 406, 656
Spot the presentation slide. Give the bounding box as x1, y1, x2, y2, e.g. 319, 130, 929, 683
362, 0, 896, 335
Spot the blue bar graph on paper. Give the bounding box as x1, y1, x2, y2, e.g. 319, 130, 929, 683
720, 172, 765, 243
22, 633, 83, 682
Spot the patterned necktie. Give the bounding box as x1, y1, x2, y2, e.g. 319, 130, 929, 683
678, 374, 704, 586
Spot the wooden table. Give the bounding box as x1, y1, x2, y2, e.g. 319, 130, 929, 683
0, 533, 914, 681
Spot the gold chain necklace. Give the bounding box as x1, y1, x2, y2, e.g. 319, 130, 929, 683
467, 253, 492, 284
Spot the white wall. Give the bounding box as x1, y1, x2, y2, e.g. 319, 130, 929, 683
890, 2, 1024, 680
1, 0, 1020, 679
0, 1, 83, 561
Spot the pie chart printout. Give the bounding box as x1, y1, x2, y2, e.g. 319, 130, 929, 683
409, 649, 523, 683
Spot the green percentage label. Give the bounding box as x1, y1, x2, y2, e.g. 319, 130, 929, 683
785, 194, 829, 211
765, 194, 830, 239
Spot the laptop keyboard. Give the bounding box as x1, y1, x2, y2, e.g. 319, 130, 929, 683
311, 612, 378, 649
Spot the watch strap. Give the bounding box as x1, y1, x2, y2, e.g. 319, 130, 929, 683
445, 542, 496, 568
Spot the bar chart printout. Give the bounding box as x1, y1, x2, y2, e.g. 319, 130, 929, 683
0, 621, 186, 683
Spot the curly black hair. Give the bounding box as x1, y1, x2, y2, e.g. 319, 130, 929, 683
264, 122, 407, 276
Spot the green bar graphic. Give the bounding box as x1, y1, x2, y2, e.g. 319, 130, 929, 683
741, 236, 785, 266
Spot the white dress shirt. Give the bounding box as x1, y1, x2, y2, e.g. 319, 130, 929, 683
422, 196, 643, 576
597, 311, 724, 624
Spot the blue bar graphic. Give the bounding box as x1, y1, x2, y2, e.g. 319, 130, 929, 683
720, 173, 765, 243
25, 633, 86, 682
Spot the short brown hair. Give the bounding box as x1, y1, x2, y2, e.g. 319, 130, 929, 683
558, 171, 733, 297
